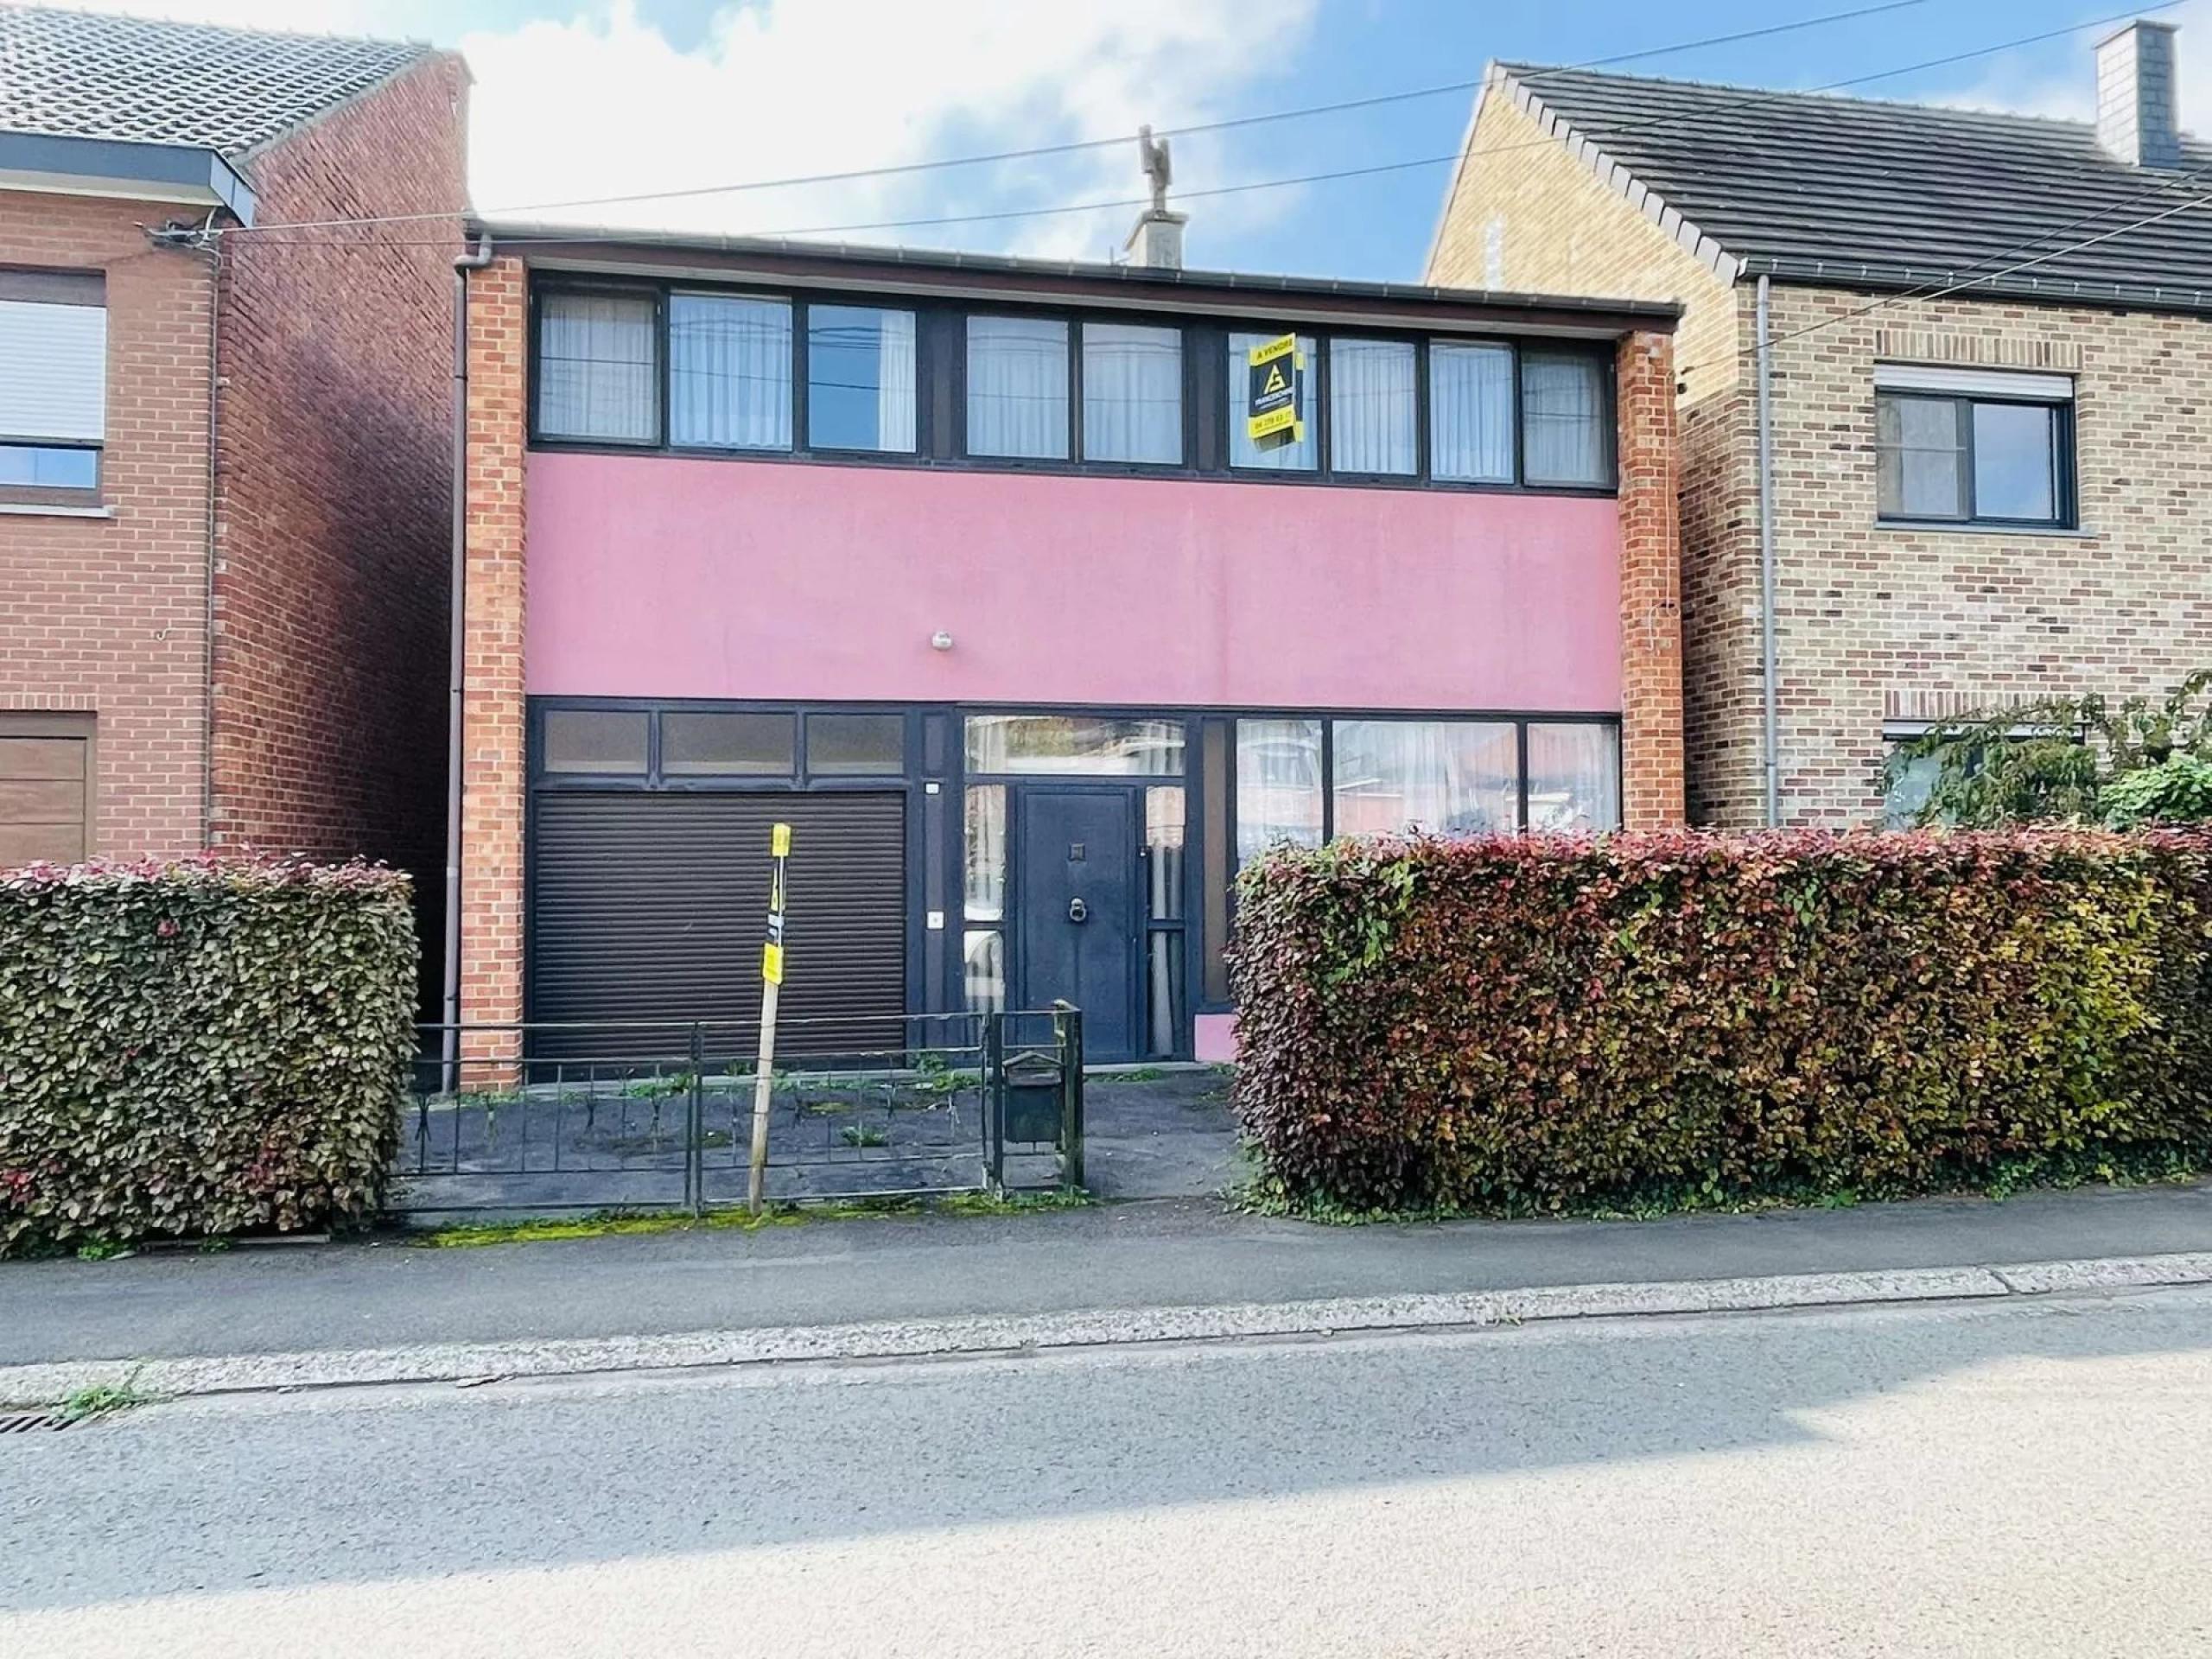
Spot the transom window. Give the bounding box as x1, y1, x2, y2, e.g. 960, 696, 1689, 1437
532, 278, 1618, 494
1874, 365, 2075, 528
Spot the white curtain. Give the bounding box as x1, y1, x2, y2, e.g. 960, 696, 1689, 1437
877, 309, 917, 452
1328, 339, 1416, 474
1332, 720, 1518, 837
1522, 350, 1609, 485
1525, 723, 1620, 832
669, 293, 790, 449
539, 292, 657, 442
968, 315, 1068, 458
1083, 323, 1182, 463
1876, 396, 1967, 518
1429, 340, 1513, 482
1235, 719, 1324, 859
1228, 333, 1315, 470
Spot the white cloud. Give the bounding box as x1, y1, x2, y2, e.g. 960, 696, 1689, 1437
1933, 1, 2212, 133
458, 0, 1322, 262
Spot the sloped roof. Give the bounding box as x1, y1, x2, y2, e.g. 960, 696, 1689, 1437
0, 3, 431, 157
1492, 62, 2212, 309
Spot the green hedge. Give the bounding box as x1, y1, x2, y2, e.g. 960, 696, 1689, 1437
1230, 830, 2212, 1214
1, 857, 417, 1255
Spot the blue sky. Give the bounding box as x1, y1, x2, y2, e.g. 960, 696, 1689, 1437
103, 0, 2212, 278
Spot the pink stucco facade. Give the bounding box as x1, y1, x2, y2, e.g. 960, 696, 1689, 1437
524, 452, 1624, 714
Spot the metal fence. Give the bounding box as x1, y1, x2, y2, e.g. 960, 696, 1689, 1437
391, 1006, 1084, 1217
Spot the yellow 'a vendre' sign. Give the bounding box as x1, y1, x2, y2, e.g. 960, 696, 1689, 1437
1245, 332, 1306, 448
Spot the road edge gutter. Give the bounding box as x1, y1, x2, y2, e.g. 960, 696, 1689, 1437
8, 1252, 2212, 1407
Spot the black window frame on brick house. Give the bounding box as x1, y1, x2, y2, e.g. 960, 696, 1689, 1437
0, 268, 107, 510
1873, 375, 2078, 531
526, 272, 1620, 499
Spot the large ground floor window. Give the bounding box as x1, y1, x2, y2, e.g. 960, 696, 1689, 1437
527, 697, 1618, 1065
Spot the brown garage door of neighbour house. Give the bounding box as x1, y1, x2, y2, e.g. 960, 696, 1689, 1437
0, 717, 91, 869
530, 791, 907, 1056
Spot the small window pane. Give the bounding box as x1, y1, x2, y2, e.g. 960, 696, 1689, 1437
1146, 786, 1185, 922
963, 929, 1005, 1014
1083, 322, 1183, 463
807, 712, 903, 776
967, 315, 1068, 460
1328, 339, 1416, 475
965, 785, 1006, 922
1526, 723, 1620, 832
1430, 340, 1514, 482
1885, 743, 1940, 828
1146, 931, 1185, 1058
1973, 402, 2058, 522
0, 443, 97, 488
1236, 718, 1324, 859
1521, 349, 1609, 486
660, 710, 794, 776
1877, 395, 1968, 518
1201, 719, 1232, 1005
1332, 719, 1518, 836
808, 304, 916, 453
538, 291, 658, 442
1228, 332, 1316, 471
669, 293, 791, 450
964, 714, 1183, 775
543, 709, 648, 774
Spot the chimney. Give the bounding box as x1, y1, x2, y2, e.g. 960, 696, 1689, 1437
1123, 124, 1188, 270
2096, 19, 2182, 168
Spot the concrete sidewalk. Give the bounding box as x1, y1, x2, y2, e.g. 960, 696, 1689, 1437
9, 1180, 2212, 1376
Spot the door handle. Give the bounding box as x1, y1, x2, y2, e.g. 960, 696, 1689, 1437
1067, 897, 1089, 924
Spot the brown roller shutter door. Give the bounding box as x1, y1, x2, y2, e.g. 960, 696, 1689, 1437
0, 720, 91, 869
530, 791, 906, 1052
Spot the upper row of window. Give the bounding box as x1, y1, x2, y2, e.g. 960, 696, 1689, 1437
533, 287, 1616, 489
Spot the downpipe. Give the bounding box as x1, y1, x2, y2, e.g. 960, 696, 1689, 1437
442, 235, 496, 1093
1756, 273, 1781, 829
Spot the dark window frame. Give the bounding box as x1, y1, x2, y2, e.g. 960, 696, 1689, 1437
1875, 387, 2076, 530
527, 273, 1618, 498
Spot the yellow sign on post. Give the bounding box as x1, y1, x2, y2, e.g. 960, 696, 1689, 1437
748, 823, 792, 1212
1245, 332, 1306, 448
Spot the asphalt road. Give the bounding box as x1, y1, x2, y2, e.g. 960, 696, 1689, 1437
8, 1286, 2212, 1656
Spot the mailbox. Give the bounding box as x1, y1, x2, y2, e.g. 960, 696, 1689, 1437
1000, 1049, 1065, 1146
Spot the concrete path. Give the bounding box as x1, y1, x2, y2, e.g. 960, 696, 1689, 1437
9, 1283, 2212, 1655
7, 1179, 2212, 1374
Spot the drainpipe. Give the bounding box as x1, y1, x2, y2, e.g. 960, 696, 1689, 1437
1756, 273, 1781, 829
442, 234, 496, 1091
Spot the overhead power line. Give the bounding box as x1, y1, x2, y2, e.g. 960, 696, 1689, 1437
223, 0, 1932, 240
212, 0, 2188, 258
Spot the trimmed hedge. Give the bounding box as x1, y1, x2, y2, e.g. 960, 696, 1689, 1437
1, 857, 417, 1255
1230, 830, 2212, 1214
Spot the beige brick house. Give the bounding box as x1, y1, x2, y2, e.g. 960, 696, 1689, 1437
1429, 18, 2212, 827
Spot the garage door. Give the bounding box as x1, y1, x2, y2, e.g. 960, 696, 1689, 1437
531, 791, 906, 1055
0, 724, 90, 869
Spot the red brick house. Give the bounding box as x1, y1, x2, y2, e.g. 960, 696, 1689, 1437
0, 6, 467, 898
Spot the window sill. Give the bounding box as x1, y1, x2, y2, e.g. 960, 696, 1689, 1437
0, 500, 112, 519
1875, 518, 2092, 538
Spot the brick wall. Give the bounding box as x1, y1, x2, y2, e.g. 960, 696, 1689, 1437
1616, 329, 1685, 828
1753, 285, 2212, 826
1432, 84, 1707, 826
0, 193, 217, 857
456, 254, 529, 1055
210, 54, 469, 892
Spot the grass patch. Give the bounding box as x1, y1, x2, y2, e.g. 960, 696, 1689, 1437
1231, 1140, 2212, 1226
414, 1188, 1091, 1249
57, 1369, 157, 1423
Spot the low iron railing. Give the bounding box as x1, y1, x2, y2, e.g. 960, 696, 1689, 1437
391, 1007, 1083, 1217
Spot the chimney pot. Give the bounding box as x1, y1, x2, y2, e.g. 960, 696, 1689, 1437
2096, 19, 2182, 168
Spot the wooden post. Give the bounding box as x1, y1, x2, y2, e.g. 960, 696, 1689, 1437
747, 823, 791, 1216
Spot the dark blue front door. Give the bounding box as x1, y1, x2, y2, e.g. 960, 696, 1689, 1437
1018, 790, 1137, 1062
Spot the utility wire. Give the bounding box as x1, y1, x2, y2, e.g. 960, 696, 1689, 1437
220, 1, 2171, 255
221, 0, 1932, 239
